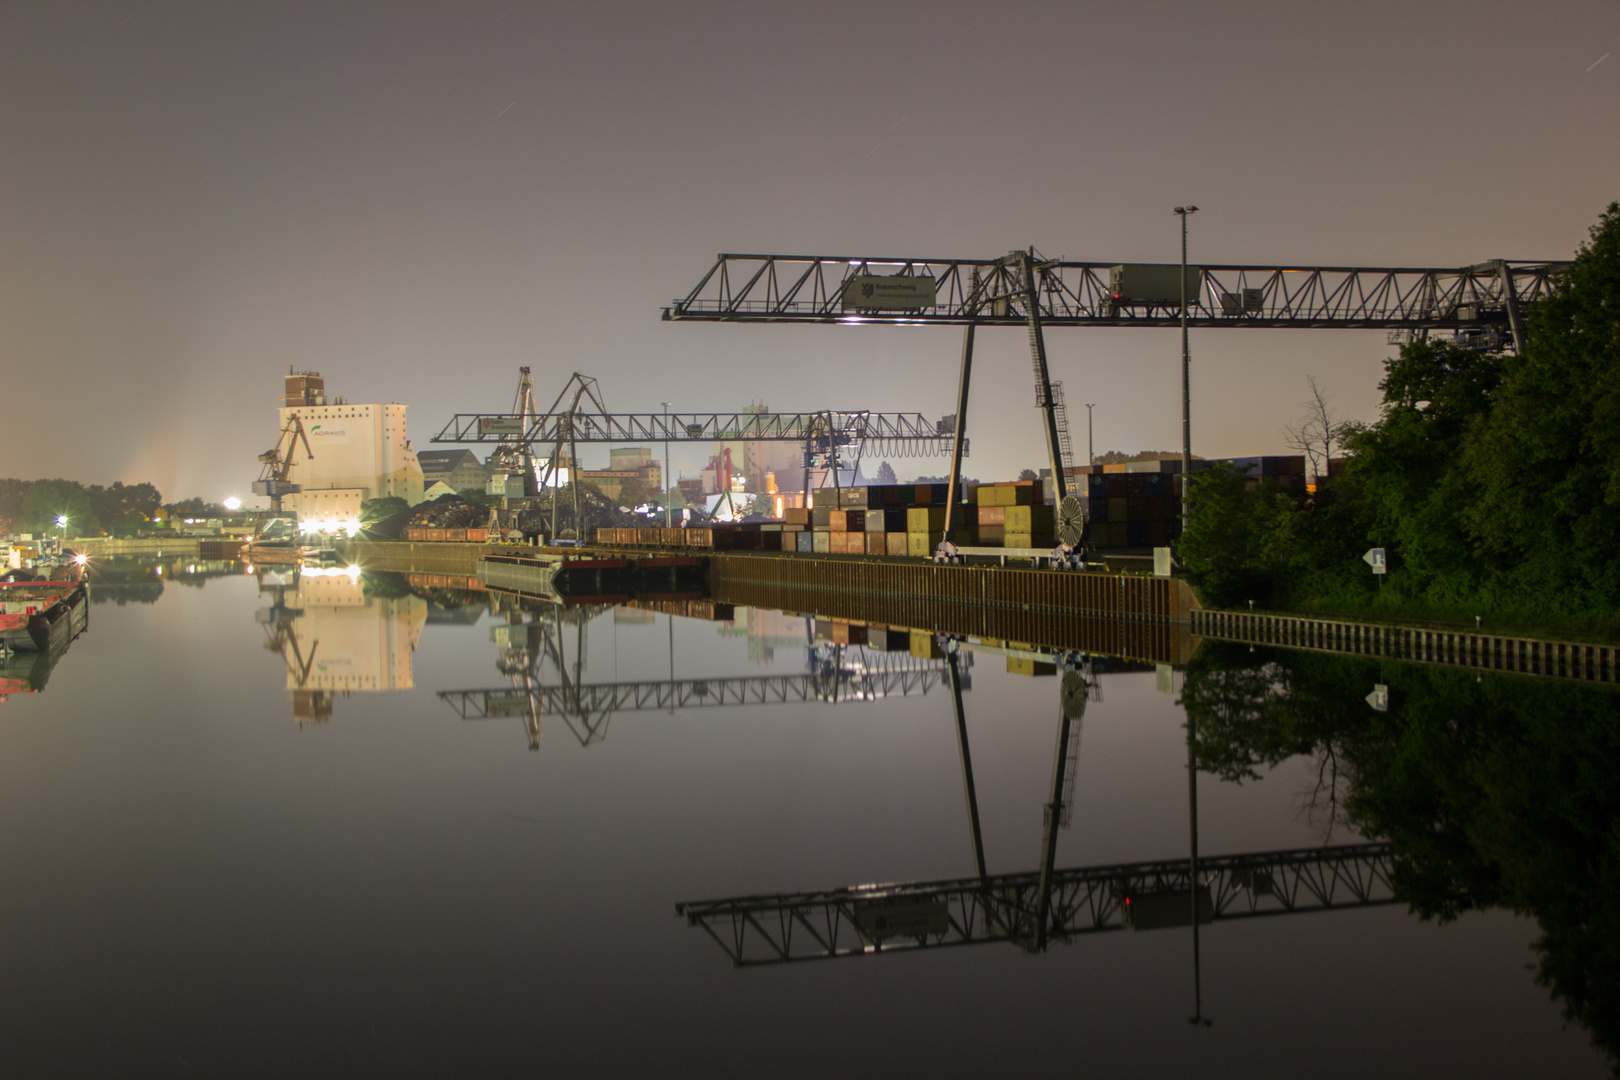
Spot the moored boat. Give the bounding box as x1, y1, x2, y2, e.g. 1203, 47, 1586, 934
0, 580, 90, 653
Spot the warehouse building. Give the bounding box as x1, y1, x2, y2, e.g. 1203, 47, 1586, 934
417, 449, 490, 493
277, 369, 425, 527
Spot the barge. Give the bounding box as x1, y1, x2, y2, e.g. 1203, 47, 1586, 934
0, 579, 90, 653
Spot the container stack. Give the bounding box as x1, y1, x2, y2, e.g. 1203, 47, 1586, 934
1077, 472, 1181, 550
1072, 454, 1305, 549
595, 482, 971, 556
971, 482, 1053, 549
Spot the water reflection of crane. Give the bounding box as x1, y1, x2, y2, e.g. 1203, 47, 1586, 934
677, 644, 1397, 995
466, 596, 616, 751
254, 571, 337, 725
440, 608, 966, 750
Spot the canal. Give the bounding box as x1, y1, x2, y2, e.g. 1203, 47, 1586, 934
0, 558, 1610, 1077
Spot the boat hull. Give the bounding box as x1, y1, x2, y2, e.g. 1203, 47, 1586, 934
0, 582, 89, 653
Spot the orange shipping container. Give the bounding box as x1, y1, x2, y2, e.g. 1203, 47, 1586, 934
885, 532, 909, 556
865, 532, 886, 555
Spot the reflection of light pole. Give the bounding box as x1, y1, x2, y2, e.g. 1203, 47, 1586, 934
1188, 693, 1211, 1027
661, 402, 672, 528
1174, 205, 1198, 543
1084, 403, 1096, 466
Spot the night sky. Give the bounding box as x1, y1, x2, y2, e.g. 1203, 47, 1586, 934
3, 1, 1616, 504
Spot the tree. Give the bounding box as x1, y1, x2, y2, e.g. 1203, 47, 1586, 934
1283, 376, 1352, 482
1017, 468, 1039, 482
165, 497, 221, 519
1458, 202, 1620, 609
615, 476, 654, 508
874, 461, 898, 486
361, 496, 409, 523
455, 488, 500, 511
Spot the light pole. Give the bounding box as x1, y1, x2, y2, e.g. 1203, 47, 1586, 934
1174, 205, 1199, 542
661, 402, 672, 528
55, 515, 68, 548
1085, 403, 1096, 466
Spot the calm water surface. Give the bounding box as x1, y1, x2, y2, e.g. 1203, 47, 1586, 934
0, 562, 1610, 1077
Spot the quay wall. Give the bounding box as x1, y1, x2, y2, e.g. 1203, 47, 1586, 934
74, 536, 202, 557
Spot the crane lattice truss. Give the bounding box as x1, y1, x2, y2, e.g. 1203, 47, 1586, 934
433, 409, 960, 459
664, 254, 1564, 333
676, 842, 1395, 967
440, 666, 953, 720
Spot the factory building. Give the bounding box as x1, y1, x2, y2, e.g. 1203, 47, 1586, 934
417, 449, 490, 493
701, 404, 807, 510
580, 447, 662, 503
277, 369, 424, 526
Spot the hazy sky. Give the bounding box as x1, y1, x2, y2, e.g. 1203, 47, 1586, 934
3, 1, 1617, 502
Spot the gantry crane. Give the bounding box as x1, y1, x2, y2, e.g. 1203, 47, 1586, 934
435, 370, 968, 527
252, 414, 314, 514
663, 250, 1568, 550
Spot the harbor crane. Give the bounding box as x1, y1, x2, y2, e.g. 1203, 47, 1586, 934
442, 620, 963, 751
434, 368, 968, 531
253, 414, 313, 514
662, 250, 1567, 550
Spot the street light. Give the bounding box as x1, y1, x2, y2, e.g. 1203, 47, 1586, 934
1174, 205, 1199, 541
223, 496, 242, 512
661, 402, 672, 528
55, 514, 68, 552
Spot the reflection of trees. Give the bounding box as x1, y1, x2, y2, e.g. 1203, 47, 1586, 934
1183, 644, 1620, 1066
1181, 643, 1379, 839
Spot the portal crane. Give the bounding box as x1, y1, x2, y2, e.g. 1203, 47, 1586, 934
663, 250, 1568, 550
252, 415, 314, 514
435, 372, 966, 519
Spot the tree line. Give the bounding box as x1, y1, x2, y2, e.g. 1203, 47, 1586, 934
1181, 202, 1620, 634
0, 478, 169, 536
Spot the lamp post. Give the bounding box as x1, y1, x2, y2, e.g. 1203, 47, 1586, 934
1085, 403, 1096, 466
661, 402, 672, 528
55, 515, 68, 549
1174, 205, 1199, 542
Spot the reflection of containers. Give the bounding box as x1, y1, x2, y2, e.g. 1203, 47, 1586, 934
830, 620, 866, 645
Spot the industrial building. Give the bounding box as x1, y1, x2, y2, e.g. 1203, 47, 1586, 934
276, 369, 425, 526
417, 449, 490, 493
579, 446, 662, 503
699, 404, 807, 509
